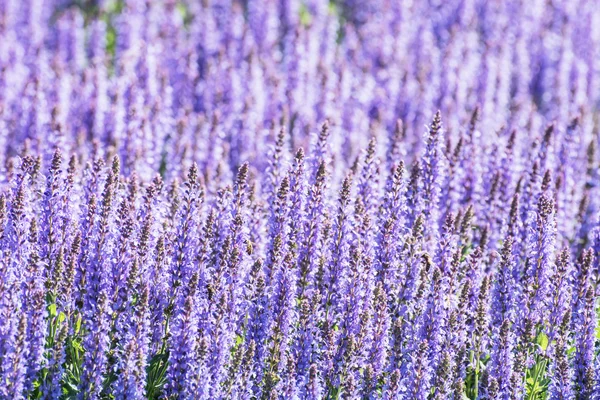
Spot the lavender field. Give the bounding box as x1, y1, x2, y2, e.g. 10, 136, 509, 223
1, 0, 600, 399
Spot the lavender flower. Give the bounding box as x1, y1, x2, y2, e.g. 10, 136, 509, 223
488, 319, 515, 399
574, 281, 596, 398
0, 2, 598, 399
549, 311, 574, 399
491, 236, 516, 328
404, 339, 432, 399
521, 192, 557, 328
420, 111, 446, 242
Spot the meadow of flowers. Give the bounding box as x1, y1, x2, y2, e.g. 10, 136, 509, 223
1, 0, 600, 399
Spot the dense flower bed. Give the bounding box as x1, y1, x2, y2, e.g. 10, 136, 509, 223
1, 0, 600, 399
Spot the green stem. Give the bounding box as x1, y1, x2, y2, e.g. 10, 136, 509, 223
527, 356, 547, 400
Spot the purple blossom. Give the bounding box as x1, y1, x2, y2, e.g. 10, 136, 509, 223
574, 272, 596, 398
491, 236, 516, 328
0, 2, 598, 399
549, 311, 574, 400
420, 111, 446, 242
488, 319, 515, 399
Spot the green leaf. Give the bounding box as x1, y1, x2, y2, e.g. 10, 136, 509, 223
72, 340, 84, 353
299, 4, 312, 26
75, 314, 82, 333
536, 332, 549, 351
47, 303, 57, 318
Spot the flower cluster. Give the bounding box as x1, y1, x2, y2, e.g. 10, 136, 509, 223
1, 0, 600, 399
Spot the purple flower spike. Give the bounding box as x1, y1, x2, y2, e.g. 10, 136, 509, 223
0, 1, 599, 399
